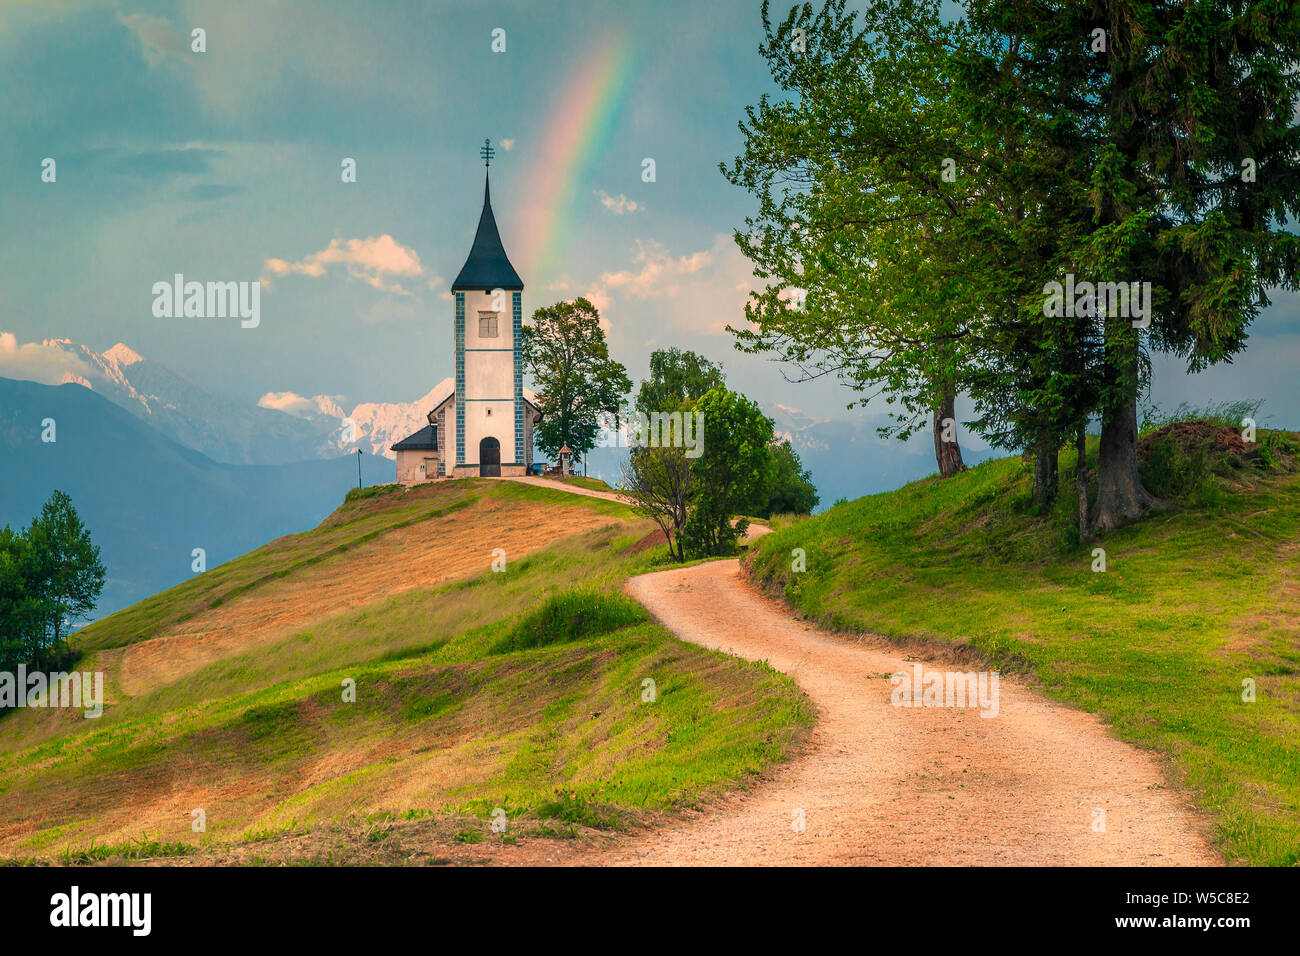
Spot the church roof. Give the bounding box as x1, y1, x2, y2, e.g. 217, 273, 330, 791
450, 172, 523, 292
391, 423, 438, 451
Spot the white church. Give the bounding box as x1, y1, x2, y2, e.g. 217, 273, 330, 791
393, 142, 542, 483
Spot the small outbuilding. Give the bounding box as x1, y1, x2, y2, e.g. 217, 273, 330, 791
391, 424, 440, 484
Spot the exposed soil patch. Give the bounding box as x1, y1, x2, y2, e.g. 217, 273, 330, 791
1138, 421, 1247, 460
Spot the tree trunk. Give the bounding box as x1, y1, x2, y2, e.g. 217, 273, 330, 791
932, 391, 966, 478
1092, 389, 1163, 532
1076, 425, 1089, 543
1032, 439, 1059, 507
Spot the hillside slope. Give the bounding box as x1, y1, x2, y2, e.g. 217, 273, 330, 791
0, 479, 810, 863
0, 378, 395, 617
746, 427, 1300, 865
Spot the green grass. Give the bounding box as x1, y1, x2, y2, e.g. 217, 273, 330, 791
747, 427, 1300, 866
546, 475, 618, 493
491, 588, 649, 654
71, 480, 486, 654
0, 478, 812, 861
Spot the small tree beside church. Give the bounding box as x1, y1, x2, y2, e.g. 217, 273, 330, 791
521, 297, 631, 467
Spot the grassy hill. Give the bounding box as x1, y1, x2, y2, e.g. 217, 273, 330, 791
0, 378, 396, 617
747, 421, 1300, 866
0, 479, 810, 864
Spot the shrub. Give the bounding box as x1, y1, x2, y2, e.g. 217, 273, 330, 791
344, 483, 403, 503
490, 588, 648, 654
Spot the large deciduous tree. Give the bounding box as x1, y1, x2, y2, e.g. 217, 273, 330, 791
521, 297, 632, 466
729, 0, 1300, 533
634, 348, 726, 415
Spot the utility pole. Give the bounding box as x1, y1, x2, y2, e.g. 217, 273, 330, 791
356, 448, 363, 490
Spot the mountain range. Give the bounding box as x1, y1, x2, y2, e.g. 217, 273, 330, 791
0, 377, 394, 620
36, 338, 439, 464
3, 336, 988, 616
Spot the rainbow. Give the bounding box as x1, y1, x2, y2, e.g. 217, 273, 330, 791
512, 34, 637, 285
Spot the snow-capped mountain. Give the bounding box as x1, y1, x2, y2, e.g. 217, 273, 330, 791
762, 402, 994, 506
260, 379, 454, 459
5, 338, 532, 465
4, 336, 983, 501
33, 338, 340, 465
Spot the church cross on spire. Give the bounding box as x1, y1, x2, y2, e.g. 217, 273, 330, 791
480, 138, 495, 168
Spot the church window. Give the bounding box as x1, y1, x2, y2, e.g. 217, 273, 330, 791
478, 312, 499, 337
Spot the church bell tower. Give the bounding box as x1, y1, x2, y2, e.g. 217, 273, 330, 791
448, 139, 528, 477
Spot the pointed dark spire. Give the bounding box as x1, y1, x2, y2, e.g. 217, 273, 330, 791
451, 159, 523, 292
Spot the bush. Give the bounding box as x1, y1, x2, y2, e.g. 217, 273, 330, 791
491, 588, 648, 653
1139, 432, 1213, 499
344, 483, 403, 503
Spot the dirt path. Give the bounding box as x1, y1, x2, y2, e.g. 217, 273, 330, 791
498, 475, 629, 503
582, 559, 1219, 866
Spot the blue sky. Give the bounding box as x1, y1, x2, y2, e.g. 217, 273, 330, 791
2, 0, 1297, 433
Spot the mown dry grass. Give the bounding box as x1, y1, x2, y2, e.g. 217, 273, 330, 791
0, 479, 812, 862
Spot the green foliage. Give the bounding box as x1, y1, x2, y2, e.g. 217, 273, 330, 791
758, 440, 819, 517
728, 0, 1300, 523
634, 348, 725, 415
680, 388, 777, 558
521, 297, 632, 464
491, 587, 649, 654
0, 490, 104, 677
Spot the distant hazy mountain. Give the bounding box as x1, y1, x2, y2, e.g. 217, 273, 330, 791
0, 379, 395, 619
764, 403, 945, 506
14, 338, 989, 517
577, 402, 991, 511
35, 339, 464, 464
39, 338, 341, 465
260, 379, 454, 460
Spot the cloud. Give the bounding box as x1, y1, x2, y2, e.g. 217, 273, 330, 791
582, 289, 613, 330
263, 235, 423, 294
500, 138, 516, 151
596, 190, 643, 215
0, 333, 93, 386
599, 240, 711, 299
584, 235, 757, 337
257, 391, 322, 417
116, 11, 188, 66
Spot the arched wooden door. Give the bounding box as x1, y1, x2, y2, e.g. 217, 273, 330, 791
479, 436, 501, 477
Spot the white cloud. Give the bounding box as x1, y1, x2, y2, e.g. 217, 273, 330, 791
599, 240, 711, 299
116, 11, 188, 66
258, 390, 318, 417
585, 235, 757, 337
257, 390, 345, 419
263, 235, 423, 294
582, 288, 613, 330
596, 190, 643, 215
0, 333, 93, 386
500, 138, 516, 151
